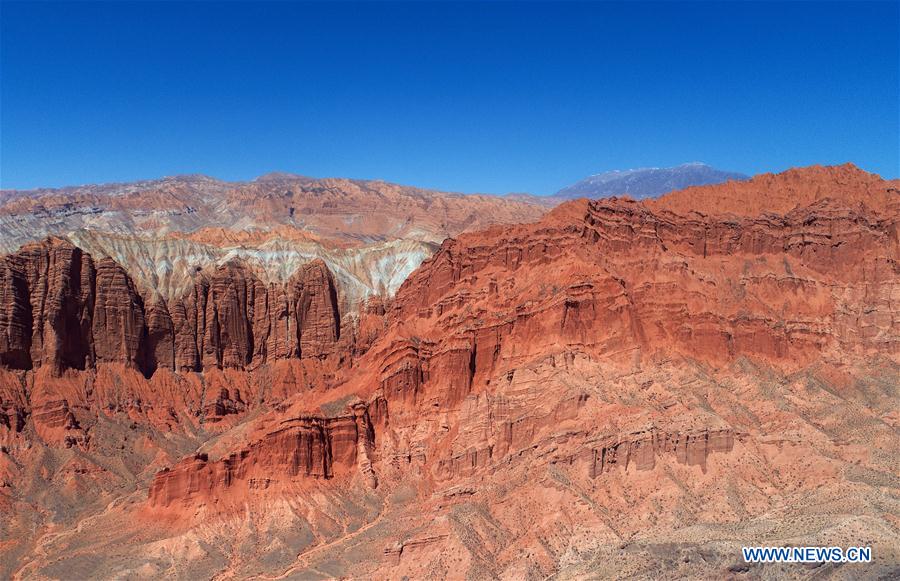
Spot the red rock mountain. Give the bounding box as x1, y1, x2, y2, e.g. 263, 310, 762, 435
1, 164, 898, 579
0, 174, 551, 315
0, 238, 342, 375
0, 174, 552, 249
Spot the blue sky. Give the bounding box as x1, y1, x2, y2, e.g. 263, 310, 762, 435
1, 1, 898, 193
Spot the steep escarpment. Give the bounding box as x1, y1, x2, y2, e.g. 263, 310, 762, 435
132, 164, 897, 518
0, 238, 96, 373
164, 259, 341, 372
589, 428, 741, 476
147, 402, 379, 511
1, 165, 898, 580
0, 240, 347, 453
0, 239, 342, 377
93, 257, 148, 368
392, 179, 897, 370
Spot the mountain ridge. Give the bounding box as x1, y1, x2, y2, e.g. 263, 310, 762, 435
1, 163, 897, 578
555, 161, 748, 200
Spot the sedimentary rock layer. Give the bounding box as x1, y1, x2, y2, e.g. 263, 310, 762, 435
0, 239, 342, 376
128, 164, 898, 515
0, 174, 551, 254
1, 165, 897, 579
148, 403, 377, 509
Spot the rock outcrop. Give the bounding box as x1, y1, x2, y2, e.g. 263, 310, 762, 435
0, 243, 343, 377
147, 403, 376, 509
1, 165, 898, 580
93, 257, 147, 368
391, 166, 898, 369
589, 428, 741, 476
0, 237, 95, 373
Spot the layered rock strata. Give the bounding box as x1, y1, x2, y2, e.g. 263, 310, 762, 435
130, 165, 897, 513
0, 239, 342, 376
148, 403, 377, 509
0, 165, 898, 579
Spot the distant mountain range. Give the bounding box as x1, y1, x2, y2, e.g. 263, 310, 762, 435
555, 162, 748, 200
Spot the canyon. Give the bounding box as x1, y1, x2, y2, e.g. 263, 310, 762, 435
0, 163, 898, 579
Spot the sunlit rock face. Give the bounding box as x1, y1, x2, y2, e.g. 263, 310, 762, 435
1, 165, 899, 579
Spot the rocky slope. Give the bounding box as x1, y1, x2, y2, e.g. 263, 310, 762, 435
0, 174, 551, 313
65, 228, 438, 309
1, 164, 898, 579
0, 173, 551, 250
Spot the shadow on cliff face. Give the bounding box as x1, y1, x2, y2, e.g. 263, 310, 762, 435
1, 165, 898, 578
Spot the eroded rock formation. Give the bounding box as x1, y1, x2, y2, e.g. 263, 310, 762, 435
0, 244, 343, 377
0, 164, 898, 579
589, 428, 740, 476
148, 403, 376, 509
0, 238, 95, 373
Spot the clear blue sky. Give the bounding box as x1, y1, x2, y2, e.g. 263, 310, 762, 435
2, 1, 898, 193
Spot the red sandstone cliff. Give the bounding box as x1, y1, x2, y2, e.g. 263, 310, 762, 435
147, 402, 378, 509
1, 165, 898, 579
0, 244, 342, 377
0, 242, 346, 449
138, 164, 897, 518
0, 238, 95, 373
